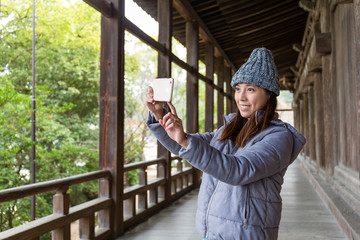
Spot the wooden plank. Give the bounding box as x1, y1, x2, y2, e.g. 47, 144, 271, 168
99, 0, 125, 236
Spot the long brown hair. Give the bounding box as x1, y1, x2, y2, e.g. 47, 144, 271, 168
218, 92, 277, 147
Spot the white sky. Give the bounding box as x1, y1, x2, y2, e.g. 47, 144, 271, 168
125, 0, 158, 37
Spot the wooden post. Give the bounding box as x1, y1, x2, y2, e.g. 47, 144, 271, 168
138, 168, 147, 210
186, 19, 199, 186
293, 100, 300, 132
302, 92, 309, 159
314, 72, 325, 171
157, 0, 172, 202
52, 187, 70, 240
186, 20, 199, 133
205, 42, 214, 132
225, 66, 232, 114
308, 85, 316, 162
99, 0, 124, 236
98, 178, 110, 229
354, 0, 360, 175
157, 162, 166, 200
79, 214, 95, 240
216, 57, 224, 128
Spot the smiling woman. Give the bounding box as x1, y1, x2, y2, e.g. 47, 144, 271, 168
145, 47, 306, 240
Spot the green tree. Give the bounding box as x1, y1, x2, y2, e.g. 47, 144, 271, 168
0, 0, 100, 231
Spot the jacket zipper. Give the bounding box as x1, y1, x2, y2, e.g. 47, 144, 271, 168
204, 181, 220, 239
204, 140, 236, 239
243, 185, 250, 229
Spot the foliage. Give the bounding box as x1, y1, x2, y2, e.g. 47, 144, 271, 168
0, 0, 100, 231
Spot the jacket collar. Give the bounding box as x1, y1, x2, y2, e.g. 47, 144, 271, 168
224, 110, 279, 125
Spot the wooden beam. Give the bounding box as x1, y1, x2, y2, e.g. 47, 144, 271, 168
99, 0, 125, 236
331, 0, 354, 12
299, 0, 316, 12
172, 0, 236, 72
315, 32, 332, 54
82, 0, 113, 18
124, 18, 166, 55
294, 35, 322, 101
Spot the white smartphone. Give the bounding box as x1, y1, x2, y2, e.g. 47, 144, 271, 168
152, 78, 174, 102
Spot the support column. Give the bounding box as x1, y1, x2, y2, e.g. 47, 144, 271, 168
157, 0, 172, 202
293, 101, 300, 132
99, 0, 124, 236
216, 57, 224, 128
186, 20, 199, 186
354, 0, 360, 175
205, 42, 214, 132
314, 72, 325, 171
186, 20, 199, 133
225, 65, 232, 114
308, 85, 316, 162
302, 92, 309, 159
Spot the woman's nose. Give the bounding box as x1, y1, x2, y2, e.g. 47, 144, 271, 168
239, 90, 247, 100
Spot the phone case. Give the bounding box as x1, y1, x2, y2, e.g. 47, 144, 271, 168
152, 78, 174, 102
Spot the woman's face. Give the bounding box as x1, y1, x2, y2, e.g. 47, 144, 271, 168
234, 83, 270, 119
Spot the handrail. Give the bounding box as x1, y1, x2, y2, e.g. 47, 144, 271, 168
0, 170, 111, 203
124, 158, 165, 172
0, 155, 195, 239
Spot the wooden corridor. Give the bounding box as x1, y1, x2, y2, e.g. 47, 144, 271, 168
116, 160, 348, 240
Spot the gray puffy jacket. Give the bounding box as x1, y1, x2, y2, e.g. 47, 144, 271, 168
147, 111, 306, 240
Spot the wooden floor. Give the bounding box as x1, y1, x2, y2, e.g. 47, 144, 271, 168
116, 160, 347, 240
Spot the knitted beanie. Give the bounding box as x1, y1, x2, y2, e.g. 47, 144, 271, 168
231, 47, 280, 96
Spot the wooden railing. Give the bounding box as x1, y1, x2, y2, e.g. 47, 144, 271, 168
0, 157, 194, 239
0, 170, 112, 240
122, 156, 194, 230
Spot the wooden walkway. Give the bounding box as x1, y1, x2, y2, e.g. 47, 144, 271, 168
116, 160, 347, 240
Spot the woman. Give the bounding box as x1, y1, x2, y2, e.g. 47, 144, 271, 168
146, 47, 306, 240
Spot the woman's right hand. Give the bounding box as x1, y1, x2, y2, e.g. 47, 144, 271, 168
146, 86, 164, 121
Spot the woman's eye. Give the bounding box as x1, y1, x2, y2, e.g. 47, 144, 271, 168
235, 87, 240, 92
248, 88, 255, 92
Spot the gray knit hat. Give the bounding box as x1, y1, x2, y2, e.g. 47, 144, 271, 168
231, 47, 280, 96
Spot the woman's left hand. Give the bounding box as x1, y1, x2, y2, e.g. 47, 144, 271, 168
159, 102, 189, 149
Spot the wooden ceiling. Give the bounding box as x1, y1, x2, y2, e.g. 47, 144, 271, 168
132, 0, 308, 91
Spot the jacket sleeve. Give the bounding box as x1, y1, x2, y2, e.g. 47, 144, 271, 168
146, 111, 215, 155
178, 127, 294, 185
